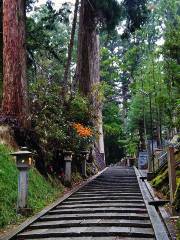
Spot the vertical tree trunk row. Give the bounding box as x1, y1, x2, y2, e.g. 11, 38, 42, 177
0, 0, 3, 102
63, 0, 79, 94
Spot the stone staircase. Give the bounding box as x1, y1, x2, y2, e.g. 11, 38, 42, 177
17, 167, 156, 239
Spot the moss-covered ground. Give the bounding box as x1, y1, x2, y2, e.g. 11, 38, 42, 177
0, 144, 64, 229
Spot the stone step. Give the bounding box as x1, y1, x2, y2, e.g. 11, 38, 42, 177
73, 193, 142, 197
49, 208, 147, 215
91, 181, 138, 185
67, 195, 143, 201
76, 188, 141, 194
95, 180, 137, 183
81, 188, 140, 192
29, 219, 152, 229
58, 203, 146, 209
88, 182, 138, 188
18, 226, 154, 239
102, 176, 136, 178
81, 189, 140, 192
22, 237, 155, 240
40, 213, 150, 221
86, 185, 139, 189
77, 189, 140, 193
92, 180, 138, 183
63, 199, 145, 205
88, 178, 137, 185
88, 179, 138, 182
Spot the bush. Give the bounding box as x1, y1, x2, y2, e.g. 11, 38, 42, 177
30, 79, 95, 165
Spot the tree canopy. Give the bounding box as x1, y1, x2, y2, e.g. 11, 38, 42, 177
0, 0, 179, 165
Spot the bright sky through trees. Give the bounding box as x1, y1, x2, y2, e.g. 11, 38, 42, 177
36, 0, 123, 9
36, 0, 75, 9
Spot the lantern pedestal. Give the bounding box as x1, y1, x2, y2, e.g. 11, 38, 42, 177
80, 151, 89, 178
18, 168, 29, 212
17, 168, 32, 215
64, 151, 73, 186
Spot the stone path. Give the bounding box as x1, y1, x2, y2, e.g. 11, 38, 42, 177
16, 167, 158, 239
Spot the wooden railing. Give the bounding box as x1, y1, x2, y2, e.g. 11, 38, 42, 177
154, 142, 180, 174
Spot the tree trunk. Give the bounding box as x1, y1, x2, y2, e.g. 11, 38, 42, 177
0, 0, 3, 101
63, 0, 79, 95
139, 120, 146, 151
2, 0, 29, 128
76, 0, 105, 163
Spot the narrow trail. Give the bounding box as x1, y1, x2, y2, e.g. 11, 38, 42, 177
4, 167, 170, 240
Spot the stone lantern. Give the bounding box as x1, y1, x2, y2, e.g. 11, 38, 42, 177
64, 151, 73, 186
11, 147, 33, 214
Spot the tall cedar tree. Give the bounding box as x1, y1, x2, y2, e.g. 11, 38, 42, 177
0, 0, 2, 83
2, 0, 29, 128
77, 0, 107, 160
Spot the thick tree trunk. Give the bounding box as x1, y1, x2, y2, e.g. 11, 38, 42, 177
77, 0, 105, 163
76, 0, 90, 94
2, 0, 29, 128
63, 0, 79, 94
0, 0, 3, 93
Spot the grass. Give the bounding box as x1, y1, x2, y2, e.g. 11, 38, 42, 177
0, 144, 64, 228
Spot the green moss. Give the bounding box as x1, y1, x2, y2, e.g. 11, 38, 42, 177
174, 178, 180, 211
176, 218, 180, 239
151, 169, 169, 190
151, 165, 180, 211
0, 144, 63, 228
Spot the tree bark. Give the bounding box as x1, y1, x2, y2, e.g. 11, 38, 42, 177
76, 0, 105, 163
2, 0, 29, 128
139, 119, 146, 151
0, 0, 3, 89
63, 0, 79, 95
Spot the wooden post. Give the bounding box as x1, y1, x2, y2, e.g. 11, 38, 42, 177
167, 146, 176, 204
